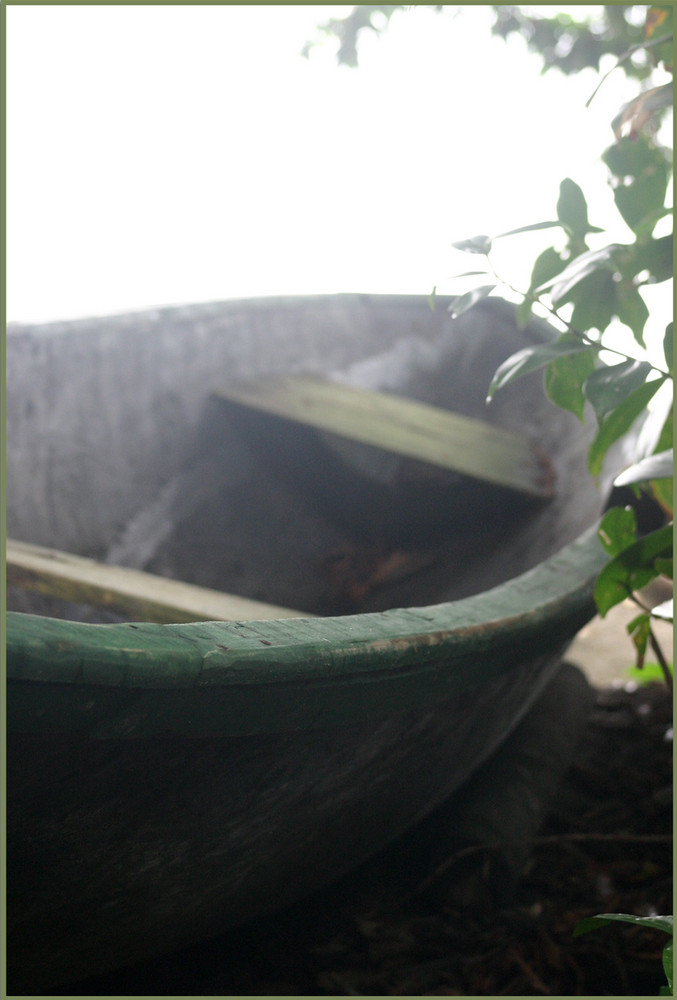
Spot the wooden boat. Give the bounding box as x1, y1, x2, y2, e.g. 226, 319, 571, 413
5, 294, 631, 993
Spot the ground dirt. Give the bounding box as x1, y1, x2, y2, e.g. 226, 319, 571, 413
68, 675, 672, 997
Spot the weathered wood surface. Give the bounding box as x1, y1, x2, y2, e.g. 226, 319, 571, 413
5, 294, 626, 994
7, 539, 310, 623
7, 526, 605, 737
7, 294, 605, 619
8, 650, 570, 994
214, 376, 554, 498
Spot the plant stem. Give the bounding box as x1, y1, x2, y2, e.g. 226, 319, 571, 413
630, 593, 674, 692
650, 626, 674, 693
585, 32, 674, 107
487, 258, 672, 377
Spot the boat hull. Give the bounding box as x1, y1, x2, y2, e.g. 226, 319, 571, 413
8, 652, 568, 991
6, 295, 629, 991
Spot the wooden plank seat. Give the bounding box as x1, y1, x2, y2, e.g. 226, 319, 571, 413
6, 539, 311, 623
213, 376, 554, 499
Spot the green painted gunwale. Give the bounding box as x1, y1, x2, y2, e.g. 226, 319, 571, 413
7, 525, 605, 737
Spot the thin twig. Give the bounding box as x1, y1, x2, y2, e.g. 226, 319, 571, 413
586, 32, 674, 108
649, 626, 674, 693
487, 259, 671, 376
508, 947, 551, 995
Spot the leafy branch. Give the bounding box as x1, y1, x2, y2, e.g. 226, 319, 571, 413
443, 127, 673, 676
587, 32, 673, 109
448, 229, 670, 377
318, 4, 674, 683
314, 5, 674, 990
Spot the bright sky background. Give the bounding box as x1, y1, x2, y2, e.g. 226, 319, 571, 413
6, 3, 672, 362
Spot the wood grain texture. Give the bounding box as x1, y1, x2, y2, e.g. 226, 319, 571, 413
214, 376, 554, 498
8, 652, 565, 994
6, 539, 310, 623
6, 294, 616, 993
7, 526, 605, 737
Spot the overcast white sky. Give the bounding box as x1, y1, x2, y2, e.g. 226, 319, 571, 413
6, 3, 671, 361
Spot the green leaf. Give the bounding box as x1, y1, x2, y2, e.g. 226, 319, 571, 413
654, 407, 674, 454
627, 611, 652, 668
611, 84, 674, 143
575, 909, 674, 995
655, 558, 673, 580
587, 378, 666, 476
649, 409, 674, 514
547, 241, 665, 340
615, 282, 649, 345
516, 297, 534, 328
447, 284, 496, 319
528, 246, 569, 294
594, 524, 674, 615
574, 913, 673, 938
544, 347, 596, 422
662, 936, 673, 994
653, 476, 674, 516
545, 245, 619, 301
603, 134, 669, 183
487, 339, 591, 402
664, 323, 673, 373
557, 178, 602, 239
630, 235, 674, 285
517, 248, 569, 327
449, 270, 491, 279
583, 360, 654, 423
452, 235, 492, 255
646, 6, 674, 71
597, 506, 637, 557
602, 136, 670, 236
569, 270, 617, 335
614, 449, 674, 487
495, 220, 562, 239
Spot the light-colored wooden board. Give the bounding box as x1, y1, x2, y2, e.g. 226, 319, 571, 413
214, 376, 553, 498
6, 539, 311, 623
